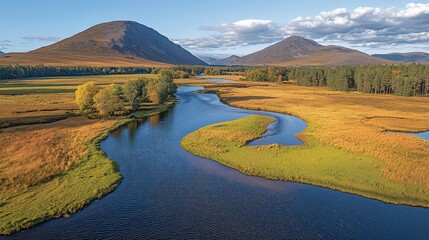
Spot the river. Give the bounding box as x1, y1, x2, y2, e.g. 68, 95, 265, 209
8, 82, 429, 239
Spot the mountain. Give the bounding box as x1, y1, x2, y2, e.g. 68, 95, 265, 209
197, 56, 219, 65
372, 52, 429, 63
216, 55, 241, 65
0, 21, 206, 66
0, 51, 4, 56
231, 36, 391, 66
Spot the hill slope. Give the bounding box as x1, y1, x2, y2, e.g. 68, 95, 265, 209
0, 21, 206, 66
372, 52, 429, 63
232, 36, 391, 66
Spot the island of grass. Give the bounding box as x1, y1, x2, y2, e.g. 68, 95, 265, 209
181, 115, 429, 207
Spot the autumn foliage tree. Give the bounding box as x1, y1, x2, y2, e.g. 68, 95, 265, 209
147, 69, 177, 104
93, 83, 124, 116
75, 81, 100, 113
75, 73, 177, 117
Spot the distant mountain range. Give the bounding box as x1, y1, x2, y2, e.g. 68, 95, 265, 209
0, 20, 424, 67
224, 36, 391, 66
0, 21, 206, 66
372, 52, 429, 63
0, 51, 4, 56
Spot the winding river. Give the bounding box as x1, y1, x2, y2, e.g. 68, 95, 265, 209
8, 80, 429, 239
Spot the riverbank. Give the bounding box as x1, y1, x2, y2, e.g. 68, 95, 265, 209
0, 102, 174, 235
181, 81, 429, 207
0, 74, 176, 235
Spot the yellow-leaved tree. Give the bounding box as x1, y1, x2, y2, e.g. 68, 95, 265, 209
75, 81, 100, 113
93, 83, 124, 116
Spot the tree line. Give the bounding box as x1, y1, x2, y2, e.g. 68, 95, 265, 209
75, 69, 177, 116
168, 66, 249, 76
243, 67, 288, 82
0, 65, 251, 80
288, 64, 429, 96
0, 65, 153, 80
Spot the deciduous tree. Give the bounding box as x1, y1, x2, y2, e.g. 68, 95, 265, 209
75, 81, 100, 113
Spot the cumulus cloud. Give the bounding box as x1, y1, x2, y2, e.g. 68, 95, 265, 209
174, 19, 284, 50
175, 3, 429, 52
22, 36, 61, 42
0, 40, 11, 51
286, 3, 429, 48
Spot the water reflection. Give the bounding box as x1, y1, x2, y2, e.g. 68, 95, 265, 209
181, 150, 304, 193
127, 120, 140, 142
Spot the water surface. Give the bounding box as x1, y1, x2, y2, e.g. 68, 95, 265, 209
409, 131, 429, 140
7, 86, 429, 240
388, 131, 429, 141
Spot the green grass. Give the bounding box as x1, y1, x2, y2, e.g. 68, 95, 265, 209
181, 115, 429, 207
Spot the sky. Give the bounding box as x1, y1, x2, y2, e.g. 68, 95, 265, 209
1, 0, 428, 57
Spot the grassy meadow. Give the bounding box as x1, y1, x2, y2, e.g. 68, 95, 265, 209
0, 73, 181, 235
181, 81, 429, 207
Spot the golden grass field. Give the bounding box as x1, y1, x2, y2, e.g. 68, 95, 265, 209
0, 73, 180, 234
181, 80, 429, 206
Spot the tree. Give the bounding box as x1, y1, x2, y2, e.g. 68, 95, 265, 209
123, 79, 147, 111
93, 85, 124, 116
158, 69, 177, 95
146, 80, 160, 104
147, 70, 178, 104
75, 81, 100, 113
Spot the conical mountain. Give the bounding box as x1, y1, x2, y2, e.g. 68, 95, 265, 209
233, 36, 391, 66
0, 21, 206, 66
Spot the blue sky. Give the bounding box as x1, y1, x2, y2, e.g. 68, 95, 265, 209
1, 0, 428, 57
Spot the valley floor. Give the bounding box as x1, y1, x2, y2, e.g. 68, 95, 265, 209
1, 74, 428, 234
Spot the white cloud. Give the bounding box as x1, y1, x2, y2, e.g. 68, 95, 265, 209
176, 3, 428, 52
22, 36, 61, 42
286, 3, 429, 48
174, 19, 284, 50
